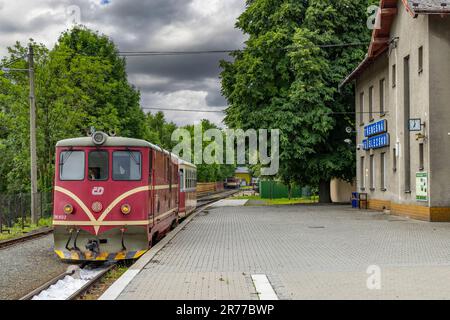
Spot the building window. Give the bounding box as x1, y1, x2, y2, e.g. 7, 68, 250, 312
418, 46, 423, 74
359, 92, 364, 125
404, 56, 411, 192
419, 143, 424, 171
392, 64, 396, 88
370, 154, 375, 190
380, 153, 386, 191
393, 148, 397, 172
379, 79, 385, 116
360, 156, 365, 191
369, 86, 374, 121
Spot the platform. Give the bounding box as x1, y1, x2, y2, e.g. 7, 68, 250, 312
101, 203, 450, 300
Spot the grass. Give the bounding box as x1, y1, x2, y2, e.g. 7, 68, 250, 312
232, 195, 319, 206
0, 217, 52, 241
79, 262, 132, 300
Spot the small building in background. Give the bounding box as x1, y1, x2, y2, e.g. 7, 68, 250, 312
330, 179, 356, 203
234, 167, 252, 186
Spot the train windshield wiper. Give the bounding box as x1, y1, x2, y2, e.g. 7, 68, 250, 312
60, 151, 73, 166
125, 149, 140, 165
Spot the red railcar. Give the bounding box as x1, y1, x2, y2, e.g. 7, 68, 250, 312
53, 132, 186, 261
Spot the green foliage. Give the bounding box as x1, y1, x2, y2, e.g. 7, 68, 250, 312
0, 27, 147, 193
221, 0, 374, 193
181, 119, 235, 183
0, 26, 233, 192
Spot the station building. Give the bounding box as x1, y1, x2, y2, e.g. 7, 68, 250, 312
341, 0, 450, 221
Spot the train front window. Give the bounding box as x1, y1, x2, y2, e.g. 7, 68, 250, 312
113, 151, 142, 181
60, 151, 85, 181
88, 151, 109, 181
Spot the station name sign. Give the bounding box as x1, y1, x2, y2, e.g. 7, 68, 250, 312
363, 133, 390, 150
364, 119, 387, 137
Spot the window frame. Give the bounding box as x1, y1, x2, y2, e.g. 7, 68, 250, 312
359, 91, 365, 126
392, 64, 396, 88
360, 156, 365, 191
112, 150, 143, 181
369, 154, 375, 191
88, 150, 109, 181
419, 143, 425, 171
418, 46, 423, 74
380, 152, 386, 191
379, 78, 386, 116
369, 85, 374, 122
59, 150, 86, 181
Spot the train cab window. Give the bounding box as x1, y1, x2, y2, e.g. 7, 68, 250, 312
88, 151, 109, 181
113, 151, 142, 181
60, 151, 85, 181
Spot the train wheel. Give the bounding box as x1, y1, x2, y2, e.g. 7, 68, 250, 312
170, 219, 179, 230
151, 232, 159, 247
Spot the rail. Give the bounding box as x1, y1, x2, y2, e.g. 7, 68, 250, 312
1, 188, 234, 250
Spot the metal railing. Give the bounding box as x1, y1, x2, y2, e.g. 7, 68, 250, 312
0, 192, 53, 234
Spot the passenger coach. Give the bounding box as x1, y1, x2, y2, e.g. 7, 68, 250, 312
53, 132, 189, 261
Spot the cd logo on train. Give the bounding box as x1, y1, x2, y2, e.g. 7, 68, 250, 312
92, 187, 105, 196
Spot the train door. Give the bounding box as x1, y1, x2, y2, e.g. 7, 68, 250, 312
179, 168, 186, 217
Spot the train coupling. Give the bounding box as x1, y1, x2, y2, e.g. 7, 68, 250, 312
86, 239, 100, 256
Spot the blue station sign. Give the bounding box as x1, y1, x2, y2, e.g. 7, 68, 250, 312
364, 119, 387, 137
363, 133, 390, 150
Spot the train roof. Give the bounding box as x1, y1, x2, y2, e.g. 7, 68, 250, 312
56, 135, 196, 168
178, 159, 197, 169
56, 136, 163, 151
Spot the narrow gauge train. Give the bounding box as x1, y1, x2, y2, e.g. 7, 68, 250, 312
52, 132, 197, 262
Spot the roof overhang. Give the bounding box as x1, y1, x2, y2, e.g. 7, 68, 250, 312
340, 0, 397, 87
406, 0, 450, 15
340, 0, 450, 88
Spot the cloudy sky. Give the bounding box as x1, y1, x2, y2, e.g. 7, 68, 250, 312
0, 0, 247, 126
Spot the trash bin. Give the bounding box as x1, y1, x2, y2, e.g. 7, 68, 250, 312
351, 192, 359, 208
358, 193, 368, 209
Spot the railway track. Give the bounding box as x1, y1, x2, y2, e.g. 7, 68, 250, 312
17, 189, 240, 300
0, 189, 240, 251
0, 227, 53, 250
20, 263, 116, 300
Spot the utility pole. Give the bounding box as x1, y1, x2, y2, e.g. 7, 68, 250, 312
28, 44, 38, 224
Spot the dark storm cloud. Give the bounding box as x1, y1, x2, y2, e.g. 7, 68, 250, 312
0, 0, 246, 124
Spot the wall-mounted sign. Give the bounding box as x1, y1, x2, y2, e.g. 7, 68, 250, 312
364, 119, 387, 137
416, 172, 428, 202
409, 118, 422, 132
363, 133, 390, 150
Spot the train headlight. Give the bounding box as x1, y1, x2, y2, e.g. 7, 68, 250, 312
92, 131, 108, 146
92, 201, 103, 213
63, 204, 74, 215
121, 204, 131, 215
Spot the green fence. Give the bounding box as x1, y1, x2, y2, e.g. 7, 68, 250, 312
259, 180, 311, 199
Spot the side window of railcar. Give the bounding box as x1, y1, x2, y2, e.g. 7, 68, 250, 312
187, 170, 190, 189
113, 151, 142, 181
180, 169, 184, 190
60, 151, 85, 181
88, 151, 109, 181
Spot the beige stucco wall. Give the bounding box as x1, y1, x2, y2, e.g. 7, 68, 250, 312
355, 2, 435, 208
428, 15, 450, 207
330, 179, 355, 203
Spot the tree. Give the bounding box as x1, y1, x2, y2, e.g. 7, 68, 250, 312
220, 0, 373, 202
181, 119, 235, 183
0, 27, 148, 193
